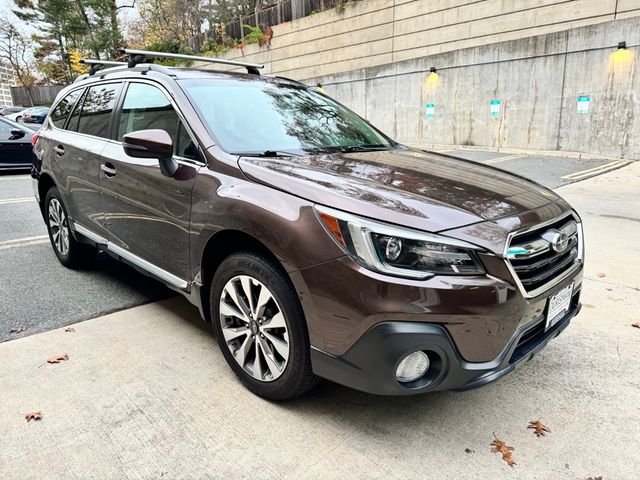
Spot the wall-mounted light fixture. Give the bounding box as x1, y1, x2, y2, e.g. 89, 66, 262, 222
426, 66, 440, 87
611, 40, 633, 67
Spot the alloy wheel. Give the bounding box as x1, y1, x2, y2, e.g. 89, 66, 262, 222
219, 275, 290, 382
48, 198, 70, 256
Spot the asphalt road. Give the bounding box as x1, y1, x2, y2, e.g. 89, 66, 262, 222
434, 149, 631, 188
0, 151, 633, 343
0, 172, 172, 343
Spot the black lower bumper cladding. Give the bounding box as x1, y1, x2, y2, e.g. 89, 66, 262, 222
311, 302, 581, 396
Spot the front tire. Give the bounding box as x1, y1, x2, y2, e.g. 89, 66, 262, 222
44, 187, 96, 269
211, 252, 317, 400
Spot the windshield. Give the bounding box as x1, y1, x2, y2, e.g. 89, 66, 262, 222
179, 78, 393, 155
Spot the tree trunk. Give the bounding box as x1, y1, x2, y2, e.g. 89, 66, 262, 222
75, 0, 101, 59
110, 0, 120, 56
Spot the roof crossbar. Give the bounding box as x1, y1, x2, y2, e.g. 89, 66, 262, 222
121, 48, 264, 75
80, 59, 127, 75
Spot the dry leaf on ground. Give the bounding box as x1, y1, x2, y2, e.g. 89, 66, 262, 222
47, 353, 69, 364
25, 412, 42, 422
10, 326, 25, 334
596, 272, 606, 278
491, 437, 516, 467
528, 420, 550, 437
632, 322, 640, 329
585, 477, 602, 480
64, 327, 75, 333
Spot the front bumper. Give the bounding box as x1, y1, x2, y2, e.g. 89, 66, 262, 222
310, 291, 581, 396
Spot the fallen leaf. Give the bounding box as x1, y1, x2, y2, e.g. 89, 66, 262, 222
528, 419, 551, 437
585, 477, 602, 480
47, 353, 69, 364
25, 411, 42, 422
491, 436, 516, 467
10, 326, 25, 334
64, 327, 75, 333
605, 287, 613, 292
632, 322, 640, 329
596, 272, 606, 278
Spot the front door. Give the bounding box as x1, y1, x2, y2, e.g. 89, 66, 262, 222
99, 81, 200, 284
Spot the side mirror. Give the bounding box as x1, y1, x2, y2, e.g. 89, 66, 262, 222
122, 129, 178, 177
9, 129, 25, 140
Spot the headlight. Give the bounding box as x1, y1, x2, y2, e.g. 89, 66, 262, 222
315, 206, 485, 279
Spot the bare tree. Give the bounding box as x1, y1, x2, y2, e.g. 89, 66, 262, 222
0, 18, 36, 105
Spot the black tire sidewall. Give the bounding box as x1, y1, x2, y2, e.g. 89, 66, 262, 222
210, 252, 313, 400
44, 186, 95, 268
44, 187, 72, 265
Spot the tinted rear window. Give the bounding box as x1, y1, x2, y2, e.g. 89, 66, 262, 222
77, 83, 122, 138
50, 89, 83, 129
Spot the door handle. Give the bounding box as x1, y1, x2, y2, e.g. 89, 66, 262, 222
100, 162, 117, 177
54, 145, 65, 156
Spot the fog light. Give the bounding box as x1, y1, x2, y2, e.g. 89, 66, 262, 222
395, 351, 429, 383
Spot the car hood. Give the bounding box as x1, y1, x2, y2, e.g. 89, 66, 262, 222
238, 147, 560, 232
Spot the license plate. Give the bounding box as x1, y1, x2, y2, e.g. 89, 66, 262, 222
546, 283, 573, 330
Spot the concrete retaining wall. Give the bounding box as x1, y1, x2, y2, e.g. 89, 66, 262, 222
199, 1, 640, 159
311, 17, 640, 159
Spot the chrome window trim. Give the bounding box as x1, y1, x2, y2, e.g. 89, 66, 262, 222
73, 223, 189, 290
503, 211, 583, 299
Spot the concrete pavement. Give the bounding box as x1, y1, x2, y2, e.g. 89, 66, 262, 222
1, 163, 639, 479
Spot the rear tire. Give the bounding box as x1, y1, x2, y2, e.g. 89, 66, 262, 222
44, 187, 96, 269
210, 252, 317, 400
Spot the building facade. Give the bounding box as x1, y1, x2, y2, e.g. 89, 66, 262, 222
0, 63, 15, 106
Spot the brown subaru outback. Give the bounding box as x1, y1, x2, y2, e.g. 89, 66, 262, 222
32, 53, 583, 400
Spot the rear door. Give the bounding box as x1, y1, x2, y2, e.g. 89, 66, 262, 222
99, 80, 201, 284
0, 119, 31, 168
46, 82, 123, 237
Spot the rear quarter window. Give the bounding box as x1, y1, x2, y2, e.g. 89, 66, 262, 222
50, 89, 83, 129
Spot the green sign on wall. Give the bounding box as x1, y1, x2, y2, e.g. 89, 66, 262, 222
425, 103, 435, 117
490, 100, 501, 117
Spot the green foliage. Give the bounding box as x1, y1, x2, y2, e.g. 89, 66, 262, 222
202, 39, 232, 58
335, 0, 362, 15
242, 24, 263, 46
145, 40, 194, 67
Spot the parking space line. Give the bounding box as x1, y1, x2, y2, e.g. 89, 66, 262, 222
0, 197, 35, 205
0, 175, 30, 181
481, 154, 525, 164
561, 160, 631, 180
0, 235, 49, 251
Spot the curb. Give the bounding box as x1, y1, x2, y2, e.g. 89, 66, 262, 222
410, 144, 637, 162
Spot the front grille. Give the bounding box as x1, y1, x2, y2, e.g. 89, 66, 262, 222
506, 214, 582, 296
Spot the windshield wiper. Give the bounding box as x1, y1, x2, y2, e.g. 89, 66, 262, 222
233, 150, 303, 158
337, 145, 394, 153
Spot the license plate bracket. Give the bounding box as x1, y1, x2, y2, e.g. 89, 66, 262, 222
546, 283, 574, 330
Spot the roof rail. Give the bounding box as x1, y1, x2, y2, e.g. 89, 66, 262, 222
121, 48, 264, 75
80, 59, 127, 75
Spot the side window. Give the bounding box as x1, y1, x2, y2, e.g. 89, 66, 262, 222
50, 89, 83, 129
77, 83, 122, 138
0, 120, 13, 139
118, 83, 197, 160
176, 122, 197, 160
